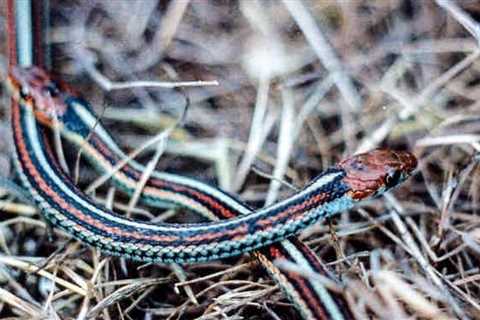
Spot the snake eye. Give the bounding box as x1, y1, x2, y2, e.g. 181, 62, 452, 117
385, 170, 401, 188
19, 86, 30, 100
44, 82, 59, 97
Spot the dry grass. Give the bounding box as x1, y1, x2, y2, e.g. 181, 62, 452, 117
1, 0, 480, 319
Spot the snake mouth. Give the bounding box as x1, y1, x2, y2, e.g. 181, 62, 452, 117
338, 149, 417, 200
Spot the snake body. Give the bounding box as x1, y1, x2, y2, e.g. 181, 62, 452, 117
8, 66, 417, 264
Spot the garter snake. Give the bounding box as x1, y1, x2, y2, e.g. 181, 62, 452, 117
6, 0, 417, 317
8, 66, 417, 265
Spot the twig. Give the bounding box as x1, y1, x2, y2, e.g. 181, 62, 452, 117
265, 88, 295, 205
282, 0, 362, 111
86, 64, 218, 90
436, 0, 480, 45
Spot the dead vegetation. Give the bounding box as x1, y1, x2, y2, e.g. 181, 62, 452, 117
1, 0, 480, 319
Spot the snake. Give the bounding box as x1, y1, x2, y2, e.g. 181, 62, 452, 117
6, 0, 418, 318
7, 65, 417, 266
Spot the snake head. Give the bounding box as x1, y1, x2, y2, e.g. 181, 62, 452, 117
338, 149, 417, 200
7, 66, 74, 124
